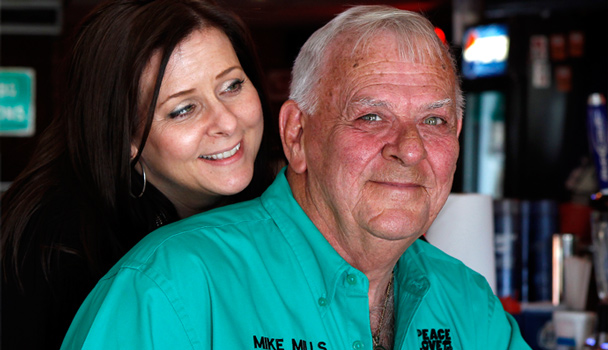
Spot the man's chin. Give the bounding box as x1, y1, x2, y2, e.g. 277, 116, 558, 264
362, 210, 429, 241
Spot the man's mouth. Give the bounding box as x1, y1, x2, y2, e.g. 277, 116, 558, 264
199, 143, 240, 160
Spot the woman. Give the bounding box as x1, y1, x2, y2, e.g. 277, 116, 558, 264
0, 0, 281, 349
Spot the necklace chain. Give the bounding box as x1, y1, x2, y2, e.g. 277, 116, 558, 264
372, 272, 393, 350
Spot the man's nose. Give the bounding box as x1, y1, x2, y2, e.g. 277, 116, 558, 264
381, 123, 427, 166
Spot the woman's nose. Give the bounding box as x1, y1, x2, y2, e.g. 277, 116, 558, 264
206, 101, 238, 137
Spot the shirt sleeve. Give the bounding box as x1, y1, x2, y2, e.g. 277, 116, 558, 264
486, 291, 532, 350
60, 267, 198, 349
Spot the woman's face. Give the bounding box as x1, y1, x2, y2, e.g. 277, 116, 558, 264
135, 27, 264, 218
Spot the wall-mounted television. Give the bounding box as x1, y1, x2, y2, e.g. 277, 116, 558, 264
462, 23, 510, 80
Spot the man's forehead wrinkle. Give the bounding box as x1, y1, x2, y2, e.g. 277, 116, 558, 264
338, 28, 439, 62
338, 68, 450, 97
321, 43, 454, 116
341, 60, 448, 80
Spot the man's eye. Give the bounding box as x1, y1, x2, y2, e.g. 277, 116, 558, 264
423, 116, 445, 125
169, 104, 195, 118
359, 114, 382, 122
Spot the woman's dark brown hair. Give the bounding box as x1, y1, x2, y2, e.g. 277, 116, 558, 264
1, 0, 278, 286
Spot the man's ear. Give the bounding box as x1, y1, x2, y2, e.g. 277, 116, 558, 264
456, 116, 463, 138
279, 100, 307, 174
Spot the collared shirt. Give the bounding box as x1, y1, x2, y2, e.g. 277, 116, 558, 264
61, 168, 530, 350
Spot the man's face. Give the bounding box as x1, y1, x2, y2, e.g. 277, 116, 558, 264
301, 33, 462, 242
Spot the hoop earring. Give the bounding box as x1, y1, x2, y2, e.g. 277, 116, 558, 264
130, 162, 147, 198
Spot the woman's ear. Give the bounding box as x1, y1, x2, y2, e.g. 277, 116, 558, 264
130, 143, 139, 161
279, 100, 307, 174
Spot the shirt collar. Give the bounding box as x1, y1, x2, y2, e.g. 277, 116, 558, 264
261, 168, 350, 307
261, 168, 432, 306
396, 240, 431, 296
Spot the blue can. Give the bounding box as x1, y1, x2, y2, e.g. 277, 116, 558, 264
587, 93, 608, 196
529, 200, 558, 302
494, 199, 522, 300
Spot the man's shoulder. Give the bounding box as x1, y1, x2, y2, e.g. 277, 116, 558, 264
408, 238, 466, 266
108, 197, 274, 276
169, 197, 270, 232
407, 239, 491, 290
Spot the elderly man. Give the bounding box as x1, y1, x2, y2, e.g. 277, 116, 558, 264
62, 5, 530, 350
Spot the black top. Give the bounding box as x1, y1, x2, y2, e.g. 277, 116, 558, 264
1, 183, 176, 350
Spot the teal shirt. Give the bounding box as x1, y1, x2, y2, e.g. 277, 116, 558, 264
62, 169, 530, 349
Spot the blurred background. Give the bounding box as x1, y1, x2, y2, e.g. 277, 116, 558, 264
1, 1, 608, 348
1, 0, 607, 201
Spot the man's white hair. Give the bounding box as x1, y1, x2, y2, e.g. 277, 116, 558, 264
289, 5, 463, 116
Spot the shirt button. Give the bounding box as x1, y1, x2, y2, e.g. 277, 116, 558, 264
419, 278, 430, 289
346, 273, 358, 285
411, 278, 430, 292
318, 297, 328, 306
352, 340, 364, 349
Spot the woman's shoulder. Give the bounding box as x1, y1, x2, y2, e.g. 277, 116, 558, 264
7, 188, 91, 277
4, 186, 119, 286
1, 189, 108, 350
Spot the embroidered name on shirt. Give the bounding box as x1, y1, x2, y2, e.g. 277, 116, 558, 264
417, 328, 453, 350
253, 335, 327, 350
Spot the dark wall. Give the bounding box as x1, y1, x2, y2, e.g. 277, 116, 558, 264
0, 3, 91, 184
0, 0, 453, 185
1, 0, 606, 205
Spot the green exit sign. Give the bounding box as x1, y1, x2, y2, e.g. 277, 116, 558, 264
0, 68, 35, 136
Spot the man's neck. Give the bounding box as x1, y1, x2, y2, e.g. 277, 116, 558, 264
288, 168, 401, 347
371, 278, 395, 350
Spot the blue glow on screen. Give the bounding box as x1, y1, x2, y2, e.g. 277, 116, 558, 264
462, 24, 509, 79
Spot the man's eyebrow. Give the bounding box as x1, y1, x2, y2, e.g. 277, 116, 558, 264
352, 97, 393, 108
426, 98, 452, 110
351, 97, 453, 111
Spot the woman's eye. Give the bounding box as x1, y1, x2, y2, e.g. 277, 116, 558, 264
359, 113, 382, 122
224, 79, 245, 93
169, 104, 195, 118
423, 116, 445, 126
